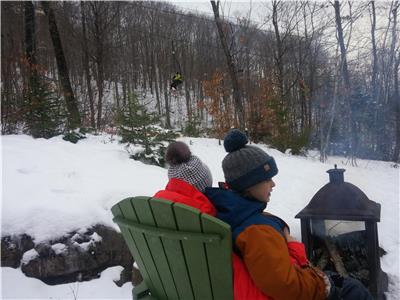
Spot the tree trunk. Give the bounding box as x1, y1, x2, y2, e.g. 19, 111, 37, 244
272, 1, 285, 104
153, 55, 161, 115
164, 77, 171, 129
93, 5, 104, 130
158, 60, 164, 116
334, 0, 355, 163
24, 1, 40, 104
392, 44, 400, 162
80, 1, 95, 129
182, 45, 192, 124
140, 40, 147, 91
114, 80, 120, 112
199, 80, 204, 122
389, 2, 399, 161
1, 52, 12, 133
145, 38, 153, 94
321, 58, 341, 162
370, 1, 378, 103
334, 1, 351, 89
210, 0, 245, 130
42, 1, 81, 129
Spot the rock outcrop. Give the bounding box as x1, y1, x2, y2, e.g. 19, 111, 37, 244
1, 234, 34, 268
1, 225, 135, 285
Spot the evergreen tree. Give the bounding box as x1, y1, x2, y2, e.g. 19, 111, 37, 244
183, 115, 202, 137
117, 94, 177, 166
24, 78, 64, 139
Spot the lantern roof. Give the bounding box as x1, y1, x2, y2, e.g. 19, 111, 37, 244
295, 165, 381, 222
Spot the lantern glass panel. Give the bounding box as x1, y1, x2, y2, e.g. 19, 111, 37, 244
310, 219, 365, 238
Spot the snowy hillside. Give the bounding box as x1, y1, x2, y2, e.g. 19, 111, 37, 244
2, 134, 399, 299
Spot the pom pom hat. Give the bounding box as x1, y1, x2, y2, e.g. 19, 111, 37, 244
222, 129, 278, 192
166, 141, 191, 165
166, 141, 213, 193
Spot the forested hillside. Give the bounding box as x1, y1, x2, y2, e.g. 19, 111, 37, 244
1, 1, 399, 162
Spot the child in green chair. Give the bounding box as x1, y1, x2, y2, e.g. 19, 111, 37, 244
205, 129, 373, 300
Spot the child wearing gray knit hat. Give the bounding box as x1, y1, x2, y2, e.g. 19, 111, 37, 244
222, 129, 278, 193
165, 141, 213, 193
205, 129, 373, 300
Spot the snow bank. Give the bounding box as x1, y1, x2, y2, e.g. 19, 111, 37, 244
2, 134, 399, 299
1, 266, 132, 299
2, 134, 166, 243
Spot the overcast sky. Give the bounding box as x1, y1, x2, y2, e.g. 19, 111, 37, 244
165, 0, 395, 61
167, 1, 268, 24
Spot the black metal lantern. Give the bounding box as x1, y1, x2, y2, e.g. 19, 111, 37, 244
295, 165, 388, 299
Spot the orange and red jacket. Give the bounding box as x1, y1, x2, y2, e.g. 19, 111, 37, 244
154, 178, 266, 300
154, 178, 217, 216
154, 179, 324, 300
205, 187, 328, 300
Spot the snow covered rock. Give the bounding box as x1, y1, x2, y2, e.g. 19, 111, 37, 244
21, 249, 39, 265
1, 234, 34, 268
3, 225, 133, 285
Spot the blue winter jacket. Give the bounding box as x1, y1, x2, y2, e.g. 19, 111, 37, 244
204, 187, 287, 244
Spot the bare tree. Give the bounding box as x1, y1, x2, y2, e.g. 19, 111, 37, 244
272, 1, 285, 105
370, 1, 379, 103
333, 0, 357, 164
24, 1, 39, 93
85, 1, 118, 130
393, 51, 400, 162
390, 3, 400, 161
211, 0, 245, 130
80, 1, 95, 128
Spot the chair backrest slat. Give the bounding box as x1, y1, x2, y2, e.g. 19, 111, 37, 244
111, 197, 166, 299
201, 214, 234, 300
132, 197, 179, 300
150, 198, 195, 300
173, 203, 214, 300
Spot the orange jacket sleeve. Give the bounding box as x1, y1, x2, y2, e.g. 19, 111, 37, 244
236, 225, 328, 300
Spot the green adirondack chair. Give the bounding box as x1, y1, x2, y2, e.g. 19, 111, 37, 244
111, 196, 234, 300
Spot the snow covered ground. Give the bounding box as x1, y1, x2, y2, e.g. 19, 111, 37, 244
1, 134, 399, 299
2, 266, 132, 299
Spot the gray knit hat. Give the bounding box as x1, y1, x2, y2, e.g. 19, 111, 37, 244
222, 129, 278, 192
166, 141, 213, 193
